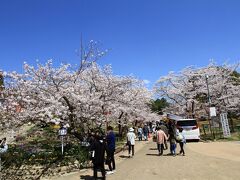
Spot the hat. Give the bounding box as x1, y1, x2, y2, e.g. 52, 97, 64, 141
129, 127, 134, 132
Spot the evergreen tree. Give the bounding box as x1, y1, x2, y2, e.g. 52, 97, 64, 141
149, 98, 169, 115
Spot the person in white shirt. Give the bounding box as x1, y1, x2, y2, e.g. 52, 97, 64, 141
127, 127, 136, 157
0, 137, 8, 153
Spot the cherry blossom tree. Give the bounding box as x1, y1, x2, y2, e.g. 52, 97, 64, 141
1, 60, 155, 139
154, 62, 240, 119
78, 63, 154, 135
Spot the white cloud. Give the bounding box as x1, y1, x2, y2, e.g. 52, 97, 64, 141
143, 79, 151, 84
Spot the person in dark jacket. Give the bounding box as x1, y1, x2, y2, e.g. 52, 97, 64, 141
143, 124, 149, 141
106, 126, 116, 174
90, 131, 107, 180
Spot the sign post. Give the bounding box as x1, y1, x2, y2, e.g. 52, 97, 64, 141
220, 113, 231, 138
58, 127, 67, 155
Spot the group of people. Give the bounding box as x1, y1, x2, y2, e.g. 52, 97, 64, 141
89, 121, 186, 179
136, 121, 186, 156
137, 124, 150, 141
88, 125, 140, 179
89, 126, 116, 180
153, 121, 186, 156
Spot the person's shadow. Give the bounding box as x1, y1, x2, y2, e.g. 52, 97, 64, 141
146, 153, 159, 156
80, 175, 94, 180
80, 175, 106, 180
119, 155, 130, 158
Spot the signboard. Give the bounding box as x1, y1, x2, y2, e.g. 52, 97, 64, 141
211, 116, 220, 128
220, 113, 231, 138
58, 128, 67, 136
210, 107, 217, 117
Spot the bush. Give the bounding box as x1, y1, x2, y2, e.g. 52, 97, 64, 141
1, 142, 89, 171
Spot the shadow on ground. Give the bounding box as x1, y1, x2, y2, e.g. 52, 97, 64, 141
163, 153, 176, 156
146, 153, 159, 156
80, 175, 106, 180
80, 175, 94, 180
119, 155, 130, 158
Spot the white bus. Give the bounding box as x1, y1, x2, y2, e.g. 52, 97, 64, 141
175, 119, 200, 141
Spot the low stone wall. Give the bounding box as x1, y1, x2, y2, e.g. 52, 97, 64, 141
0, 161, 92, 180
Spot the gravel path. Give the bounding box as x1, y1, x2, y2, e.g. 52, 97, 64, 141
48, 140, 240, 180
107, 141, 240, 180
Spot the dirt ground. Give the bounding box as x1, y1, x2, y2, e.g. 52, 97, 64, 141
48, 140, 240, 180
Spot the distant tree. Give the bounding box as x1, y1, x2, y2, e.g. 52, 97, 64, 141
149, 98, 169, 115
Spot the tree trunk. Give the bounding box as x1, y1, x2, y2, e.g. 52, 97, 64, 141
192, 101, 195, 118
118, 121, 122, 137
229, 116, 235, 133
118, 112, 124, 137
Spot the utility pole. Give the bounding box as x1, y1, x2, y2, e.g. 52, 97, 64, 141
205, 75, 215, 139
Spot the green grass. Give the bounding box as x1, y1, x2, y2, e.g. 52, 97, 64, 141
200, 127, 240, 141
199, 117, 240, 141
1, 124, 89, 171
221, 132, 240, 141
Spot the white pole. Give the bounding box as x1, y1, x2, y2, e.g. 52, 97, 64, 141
61, 136, 64, 155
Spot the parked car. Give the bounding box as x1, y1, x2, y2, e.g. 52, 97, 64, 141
175, 119, 200, 141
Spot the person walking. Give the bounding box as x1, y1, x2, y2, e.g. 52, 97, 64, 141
169, 131, 177, 156
159, 122, 169, 150
143, 124, 149, 141
127, 127, 136, 157
106, 126, 116, 174
156, 126, 168, 156
177, 128, 186, 156
90, 132, 107, 180
137, 126, 143, 141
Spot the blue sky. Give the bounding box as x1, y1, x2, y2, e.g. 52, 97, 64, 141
0, 0, 240, 87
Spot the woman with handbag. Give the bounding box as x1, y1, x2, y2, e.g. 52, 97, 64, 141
176, 128, 186, 156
